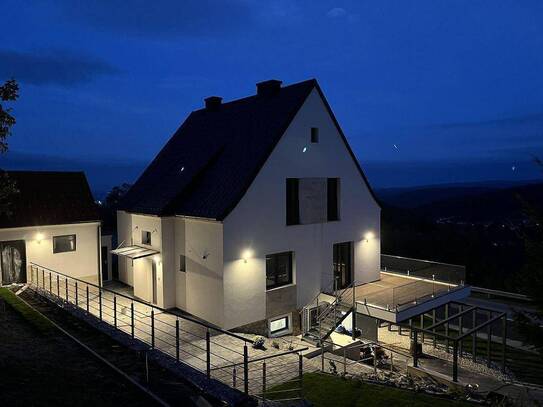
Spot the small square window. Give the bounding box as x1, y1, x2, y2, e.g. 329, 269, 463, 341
270, 316, 289, 334
142, 230, 151, 245
180, 255, 186, 272
311, 127, 319, 143
53, 235, 76, 253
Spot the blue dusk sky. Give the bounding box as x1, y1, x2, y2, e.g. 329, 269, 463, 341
1, 0, 542, 195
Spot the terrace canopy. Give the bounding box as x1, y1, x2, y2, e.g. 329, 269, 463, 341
111, 245, 159, 260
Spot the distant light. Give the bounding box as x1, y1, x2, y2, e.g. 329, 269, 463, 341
393, 144, 398, 150
302, 147, 307, 153
511, 166, 516, 171
242, 249, 253, 263
180, 166, 185, 173
35, 232, 44, 243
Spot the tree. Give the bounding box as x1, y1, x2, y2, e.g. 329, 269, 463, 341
104, 183, 132, 209
0, 79, 19, 216
516, 157, 543, 353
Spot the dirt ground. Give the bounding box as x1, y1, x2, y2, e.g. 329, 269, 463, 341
0, 296, 163, 406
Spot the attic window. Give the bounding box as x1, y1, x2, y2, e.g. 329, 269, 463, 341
311, 127, 319, 143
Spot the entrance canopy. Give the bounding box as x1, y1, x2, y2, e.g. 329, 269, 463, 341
111, 245, 159, 260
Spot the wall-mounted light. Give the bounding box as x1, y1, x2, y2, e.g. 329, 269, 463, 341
153, 255, 161, 265
302, 146, 308, 153
242, 249, 253, 263
364, 232, 375, 242
35, 232, 44, 244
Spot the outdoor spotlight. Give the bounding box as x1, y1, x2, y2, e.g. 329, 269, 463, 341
35, 232, 44, 243
153, 255, 161, 264
242, 249, 253, 263
302, 146, 308, 153
364, 232, 375, 242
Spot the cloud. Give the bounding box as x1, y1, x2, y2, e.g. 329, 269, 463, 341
57, 0, 255, 38
0, 49, 119, 87
326, 7, 347, 18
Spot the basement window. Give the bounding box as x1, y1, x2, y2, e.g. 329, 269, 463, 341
53, 235, 76, 253
269, 316, 289, 335
142, 230, 152, 245
311, 127, 319, 143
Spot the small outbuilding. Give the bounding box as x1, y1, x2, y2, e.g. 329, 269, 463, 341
0, 171, 102, 285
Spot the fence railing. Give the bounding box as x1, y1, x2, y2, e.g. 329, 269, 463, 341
381, 254, 466, 286
27, 263, 305, 400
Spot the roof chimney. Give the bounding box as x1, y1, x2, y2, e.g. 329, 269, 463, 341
204, 96, 222, 111
256, 79, 282, 97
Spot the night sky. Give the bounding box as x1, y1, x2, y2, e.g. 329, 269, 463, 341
2, 1, 542, 195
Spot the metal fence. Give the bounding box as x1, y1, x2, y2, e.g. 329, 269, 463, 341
27, 263, 305, 401
381, 254, 466, 286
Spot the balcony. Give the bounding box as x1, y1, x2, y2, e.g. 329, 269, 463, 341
354, 255, 471, 323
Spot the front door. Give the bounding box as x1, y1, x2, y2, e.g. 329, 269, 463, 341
101, 246, 109, 282
333, 241, 352, 289
0, 240, 27, 285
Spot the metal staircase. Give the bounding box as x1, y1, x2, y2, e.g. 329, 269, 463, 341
301, 280, 356, 346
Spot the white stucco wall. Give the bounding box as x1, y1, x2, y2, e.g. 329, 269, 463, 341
0, 222, 101, 284
222, 88, 381, 329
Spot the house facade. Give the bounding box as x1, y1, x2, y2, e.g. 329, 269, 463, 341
0, 171, 102, 286
116, 79, 380, 335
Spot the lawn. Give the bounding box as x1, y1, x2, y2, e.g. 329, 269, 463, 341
270, 372, 469, 407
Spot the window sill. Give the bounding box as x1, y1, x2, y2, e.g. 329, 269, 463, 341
266, 283, 296, 293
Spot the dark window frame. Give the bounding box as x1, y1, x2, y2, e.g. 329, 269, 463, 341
142, 230, 152, 245
311, 127, 319, 143
266, 251, 293, 290
327, 177, 340, 221
179, 254, 186, 272
53, 234, 77, 254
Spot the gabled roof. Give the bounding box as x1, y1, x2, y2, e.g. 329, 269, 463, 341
120, 79, 379, 220
0, 171, 99, 229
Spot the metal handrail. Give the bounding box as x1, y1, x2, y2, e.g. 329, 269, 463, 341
29, 262, 252, 344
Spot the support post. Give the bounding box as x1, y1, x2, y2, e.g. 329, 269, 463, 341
321, 344, 325, 372
206, 328, 210, 378
487, 311, 492, 368
65, 278, 68, 302
432, 309, 436, 348
445, 304, 449, 352
343, 347, 347, 376
243, 344, 249, 395
413, 330, 419, 368
176, 319, 180, 362
75, 281, 78, 307
502, 316, 507, 374
299, 353, 303, 398
57, 275, 60, 297
420, 314, 425, 343
409, 318, 413, 340
99, 289, 102, 321
233, 367, 237, 388
262, 362, 266, 396
49, 272, 52, 293
352, 286, 356, 341
458, 304, 463, 357
472, 309, 477, 362
151, 310, 155, 349
452, 342, 458, 382
113, 296, 117, 328
86, 285, 89, 313
131, 302, 134, 338
42, 268, 45, 290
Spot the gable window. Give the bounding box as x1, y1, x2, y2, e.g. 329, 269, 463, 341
311, 127, 319, 143
266, 251, 293, 290
286, 177, 340, 225
142, 230, 152, 245
53, 235, 76, 253
179, 255, 186, 272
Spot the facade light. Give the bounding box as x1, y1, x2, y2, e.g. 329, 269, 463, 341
242, 249, 253, 263
364, 232, 375, 242
35, 232, 44, 244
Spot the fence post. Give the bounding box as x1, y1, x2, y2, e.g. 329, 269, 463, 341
113, 296, 117, 328
65, 278, 68, 302
452, 342, 458, 382
57, 275, 60, 297
243, 344, 249, 395
42, 268, 45, 290
49, 272, 52, 293
458, 304, 463, 357
413, 331, 418, 368
175, 319, 180, 362
205, 328, 210, 378
99, 289, 102, 321
75, 281, 78, 307
373, 347, 377, 374
390, 352, 394, 372
86, 285, 89, 313
502, 316, 507, 374
321, 343, 325, 372
262, 362, 266, 396
445, 304, 449, 352
151, 310, 155, 349
131, 302, 134, 338
233, 366, 237, 389
487, 311, 492, 368
472, 309, 477, 362
343, 347, 347, 376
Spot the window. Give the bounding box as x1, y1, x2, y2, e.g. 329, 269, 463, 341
270, 316, 289, 334
311, 127, 319, 143
179, 255, 186, 272
327, 178, 340, 221
286, 177, 340, 225
53, 235, 76, 253
266, 251, 293, 290
142, 230, 151, 245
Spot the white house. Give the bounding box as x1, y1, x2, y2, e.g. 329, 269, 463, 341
0, 171, 102, 285
115, 79, 381, 335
